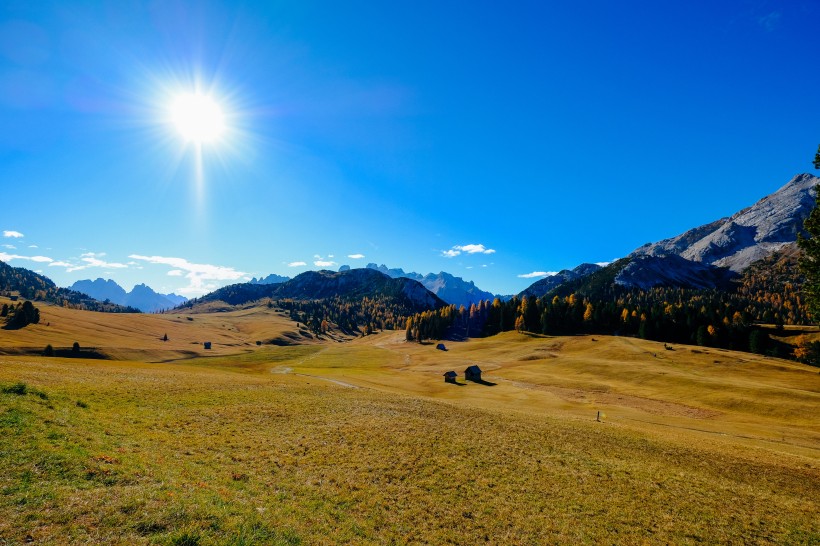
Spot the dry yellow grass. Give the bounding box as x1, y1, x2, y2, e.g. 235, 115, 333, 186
0, 297, 325, 361
0, 303, 818, 543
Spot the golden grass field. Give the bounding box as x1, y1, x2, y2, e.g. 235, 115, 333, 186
0, 299, 818, 544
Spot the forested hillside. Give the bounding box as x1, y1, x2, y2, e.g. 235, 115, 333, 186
0, 261, 139, 313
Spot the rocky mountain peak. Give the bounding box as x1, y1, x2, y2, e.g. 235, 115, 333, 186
631, 173, 819, 271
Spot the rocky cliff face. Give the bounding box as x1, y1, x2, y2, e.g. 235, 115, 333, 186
631, 173, 818, 271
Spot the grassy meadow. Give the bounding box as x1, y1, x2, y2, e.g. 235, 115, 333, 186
0, 301, 818, 544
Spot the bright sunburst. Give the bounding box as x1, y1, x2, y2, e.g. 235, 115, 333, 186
170, 93, 225, 144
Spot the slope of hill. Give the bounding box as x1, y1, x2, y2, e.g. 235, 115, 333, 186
632, 173, 818, 271
0, 261, 138, 313
276, 269, 446, 311
0, 295, 317, 360
520, 263, 602, 298
70, 278, 188, 313
187, 268, 445, 313
614, 254, 738, 290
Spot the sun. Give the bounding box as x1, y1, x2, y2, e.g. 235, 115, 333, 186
170, 93, 225, 144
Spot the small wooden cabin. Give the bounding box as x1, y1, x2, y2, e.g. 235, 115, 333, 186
436, 343, 447, 351
443, 371, 457, 383
203, 341, 212, 350
464, 365, 482, 381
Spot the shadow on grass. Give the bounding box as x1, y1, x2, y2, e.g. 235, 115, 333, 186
446, 381, 467, 387
467, 379, 497, 386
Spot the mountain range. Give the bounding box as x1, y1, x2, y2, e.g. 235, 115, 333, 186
3, 172, 816, 320
190, 268, 445, 312
518, 173, 818, 298
362, 263, 496, 307
242, 262, 499, 308
69, 278, 188, 313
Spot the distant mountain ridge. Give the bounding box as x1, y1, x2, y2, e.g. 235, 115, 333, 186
190, 268, 446, 312
249, 273, 290, 285
361, 263, 495, 307
70, 278, 187, 313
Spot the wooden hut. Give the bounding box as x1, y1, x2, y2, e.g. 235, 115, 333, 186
203, 341, 212, 350
436, 343, 447, 351
464, 365, 482, 381
443, 371, 457, 383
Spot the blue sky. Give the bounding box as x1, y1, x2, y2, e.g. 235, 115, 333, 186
1, 1, 818, 296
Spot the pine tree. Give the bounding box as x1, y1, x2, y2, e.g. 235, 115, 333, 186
798, 184, 820, 319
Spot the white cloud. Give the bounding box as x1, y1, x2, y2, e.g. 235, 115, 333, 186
328, 254, 334, 258
2, 244, 15, 249
348, 253, 365, 259
442, 243, 496, 258
314, 260, 336, 267
517, 271, 557, 279
288, 261, 307, 267
457, 244, 495, 254
128, 254, 246, 296
595, 261, 612, 267
3, 230, 23, 238
313, 254, 321, 259
0, 252, 53, 264
49, 261, 72, 268
28, 245, 38, 249
63, 252, 128, 273
167, 269, 184, 276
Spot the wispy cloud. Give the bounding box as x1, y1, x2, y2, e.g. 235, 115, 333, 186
757, 11, 781, 32
129, 254, 246, 296
0, 252, 54, 264
517, 271, 557, 279
167, 269, 184, 276
0, 252, 47, 263
57, 252, 129, 273
288, 261, 307, 267
441, 243, 496, 258
348, 253, 365, 259
3, 230, 23, 238
2, 244, 15, 249
595, 261, 612, 267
